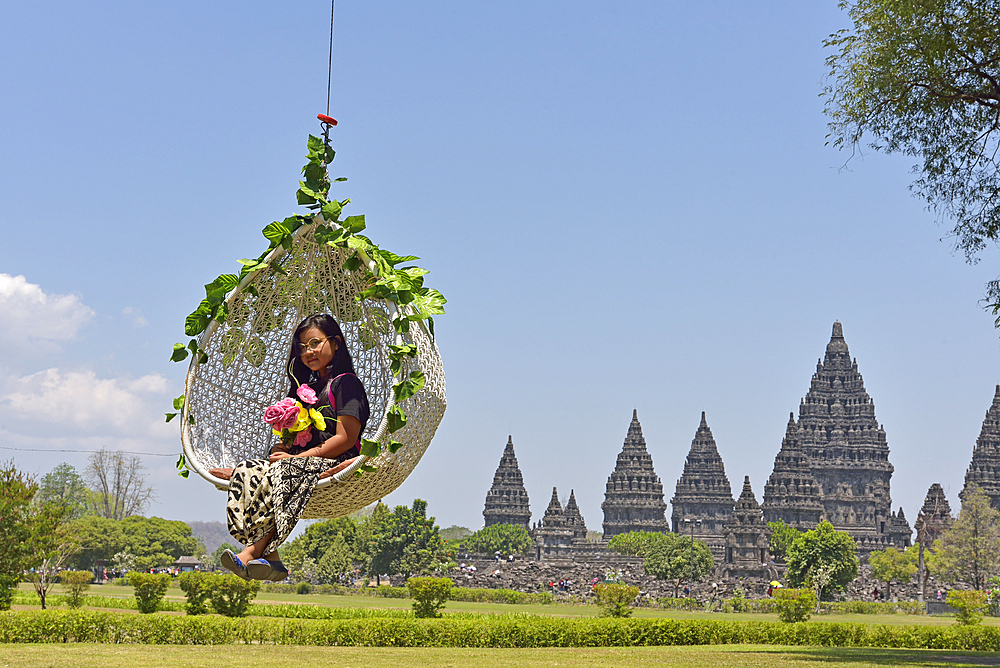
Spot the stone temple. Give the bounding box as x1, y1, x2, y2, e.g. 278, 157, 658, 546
962, 385, 1000, 511
483, 436, 531, 530
670, 412, 735, 559
914, 483, 953, 547
762, 413, 824, 529
601, 410, 669, 538
761, 321, 910, 551
719, 476, 772, 579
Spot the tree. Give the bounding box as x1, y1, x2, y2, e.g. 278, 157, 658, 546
462, 524, 533, 556
37, 463, 91, 520
869, 546, 918, 600
929, 484, 1000, 589
767, 520, 802, 561
28, 520, 79, 609
0, 462, 66, 610
65, 516, 125, 570
823, 1, 1000, 317
85, 448, 154, 520
786, 521, 859, 600
120, 516, 201, 571
317, 534, 353, 584
607, 531, 662, 557
641, 532, 714, 598
364, 500, 452, 582
282, 517, 358, 577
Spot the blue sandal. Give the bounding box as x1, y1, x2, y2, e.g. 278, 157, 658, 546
220, 549, 250, 581
247, 558, 289, 582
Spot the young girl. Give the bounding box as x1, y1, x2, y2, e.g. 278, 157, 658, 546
221, 314, 370, 581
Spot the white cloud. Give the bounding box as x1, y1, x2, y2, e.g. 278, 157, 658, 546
0, 274, 95, 353
0, 368, 173, 440
122, 307, 149, 328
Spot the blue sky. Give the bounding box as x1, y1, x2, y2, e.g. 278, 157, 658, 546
1, 1, 997, 535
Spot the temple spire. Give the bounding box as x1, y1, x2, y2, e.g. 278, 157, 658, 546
670, 412, 734, 559
483, 436, 531, 529
602, 411, 668, 538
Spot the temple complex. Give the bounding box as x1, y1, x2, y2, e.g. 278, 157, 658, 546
914, 483, 954, 546
601, 410, 669, 538
962, 385, 1000, 511
762, 413, 824, 529
718, 476, 772, 579
532, 487, 577, 562
483, 436, 532, 530
766, 322, 909, 550
670, 412, 735, 559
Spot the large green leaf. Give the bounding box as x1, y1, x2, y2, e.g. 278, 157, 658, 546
262, 221, 291, 245
393, 371, 426, 402
342, 215, 366, 233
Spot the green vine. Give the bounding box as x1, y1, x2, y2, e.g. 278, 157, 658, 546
169, 133, 446, 478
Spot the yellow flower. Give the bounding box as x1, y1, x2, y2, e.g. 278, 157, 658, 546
292, 406, 312, 433
310, 408, 326, 432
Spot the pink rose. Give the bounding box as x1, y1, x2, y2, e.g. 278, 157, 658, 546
277, 404, 301, 431
294, 428, 312, 447
263, 404, 285, 427
264, 397, 299, 429
296, 384, 318, 405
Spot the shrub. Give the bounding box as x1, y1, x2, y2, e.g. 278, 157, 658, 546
208, 573, 260, 618
728, 587, 750, 612
593, 583, 639, 618
296, 582, 312, 595
126, 572, 171, 614
177, 571, 212, 615
60, 571, 92, 609
406, 576, 453, 618
775, 588, 816, 623
948, 590, 989, 626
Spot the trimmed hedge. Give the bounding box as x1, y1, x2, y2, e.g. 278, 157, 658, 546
2, 610, 1000, 649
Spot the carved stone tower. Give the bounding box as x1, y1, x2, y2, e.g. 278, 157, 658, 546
962, 385, 1000, 511
791, 321, 905, 547
762, 413, 824, 529
601, 410, 669, 539
483, 436, 531, 529
670, 412, 735, 559
533, 487, 574, 561
914, 483, 954, 547
719, 476, 772, 579
564, 490, 588, 541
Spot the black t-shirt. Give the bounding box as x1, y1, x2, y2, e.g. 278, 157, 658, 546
287, 372, 370, 462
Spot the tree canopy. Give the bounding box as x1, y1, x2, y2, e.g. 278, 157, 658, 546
641, 533, 714, 598
607, 531, 663, 558
786, 521, 859, 599
929, 484, 1000, 589
823, 0, 1000, 317
868, 545, 917, 598
767, 520, 801, 561
0, 462, 67, 609
462, 524, 532, 557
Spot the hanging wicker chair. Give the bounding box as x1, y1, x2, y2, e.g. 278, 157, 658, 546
179, 216, 446, 519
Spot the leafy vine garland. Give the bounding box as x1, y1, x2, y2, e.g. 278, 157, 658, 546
168, 133, 446, 478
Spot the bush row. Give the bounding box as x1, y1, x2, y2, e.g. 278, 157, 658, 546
258, 583, 553, 605
657, 597, 925, 616
3, 610, 1000, 649
11, 593, 185, 612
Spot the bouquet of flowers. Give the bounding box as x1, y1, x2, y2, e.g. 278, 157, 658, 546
263, 385, 327, 447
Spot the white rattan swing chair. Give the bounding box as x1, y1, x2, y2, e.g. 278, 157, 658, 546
179, 212, 446, 520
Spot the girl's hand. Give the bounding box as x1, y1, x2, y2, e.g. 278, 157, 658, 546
269, 451, 292, 462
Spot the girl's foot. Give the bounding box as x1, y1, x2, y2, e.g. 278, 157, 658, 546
246, 559, 289, 581
220, 549, 250, 581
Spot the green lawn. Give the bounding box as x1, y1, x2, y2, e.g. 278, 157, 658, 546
17, 582, 1000, 626
4, 644, 1000, 668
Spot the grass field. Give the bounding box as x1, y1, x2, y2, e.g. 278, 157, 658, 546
15, 583, 1000, 627
4, 644, 1000, 668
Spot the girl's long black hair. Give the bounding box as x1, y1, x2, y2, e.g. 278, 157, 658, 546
287, 313, 356, 391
